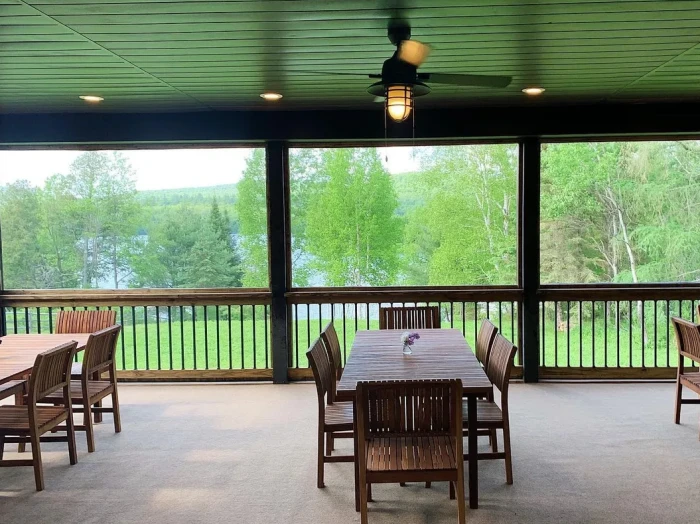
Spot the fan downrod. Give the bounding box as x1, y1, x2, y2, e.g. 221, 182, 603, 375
387, 20, 411, 45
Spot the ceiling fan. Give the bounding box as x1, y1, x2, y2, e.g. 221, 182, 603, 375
363, 20, 512, 122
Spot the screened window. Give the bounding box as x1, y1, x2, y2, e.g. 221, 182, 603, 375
0, 148, 267, 289
289, 145, 518, 287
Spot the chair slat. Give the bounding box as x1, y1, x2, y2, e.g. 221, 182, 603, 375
378, 306, 440, 330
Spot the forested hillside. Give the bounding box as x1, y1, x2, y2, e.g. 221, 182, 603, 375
3, 141, 700, 291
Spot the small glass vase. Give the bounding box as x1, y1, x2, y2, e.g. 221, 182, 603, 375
402, 342, 412, 355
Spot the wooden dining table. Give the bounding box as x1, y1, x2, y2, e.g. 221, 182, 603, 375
0, 334, 91, 385
337, 328, 493, 511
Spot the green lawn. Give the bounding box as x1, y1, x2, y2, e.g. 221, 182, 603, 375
2, 305, 686, 371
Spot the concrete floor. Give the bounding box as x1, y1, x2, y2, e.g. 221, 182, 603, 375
1, 382, 699, 524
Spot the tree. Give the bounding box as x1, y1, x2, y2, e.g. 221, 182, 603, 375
406, 144, 518, 286
209, 197, 242, 287
236, 149, 269, 287
305, 148, 402, 286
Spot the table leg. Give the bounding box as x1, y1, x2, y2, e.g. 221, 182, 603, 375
467, 394, 478, 509
353, 398, 360, 512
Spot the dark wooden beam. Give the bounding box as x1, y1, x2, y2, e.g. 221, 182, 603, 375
519, 138, 541, 383
4, 101, 700, 145
266, 140, 290, 384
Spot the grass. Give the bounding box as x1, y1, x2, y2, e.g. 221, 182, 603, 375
2, 305, 685, 372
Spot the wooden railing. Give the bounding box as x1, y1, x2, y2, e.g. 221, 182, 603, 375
286, 287, 523, 380
538, 285, 700, 379
0, 289, 272, 381
2, 284, 699, 381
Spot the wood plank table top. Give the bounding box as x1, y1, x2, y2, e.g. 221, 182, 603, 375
0, 334, 90, 385
337, 328, 492, 401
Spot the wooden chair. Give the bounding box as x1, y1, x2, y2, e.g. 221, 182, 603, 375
0, 341, 79, 491
55, 309, 117, 335
56, 309, 118, 421
378, 306, 440, 330
356, 379, 465, 524
671, 317, 700, 437
38, 325, 122, 452
306, 338, 354, 489
475, 319, 499, 370
462, 333, 517, 484
320, 321, 343, 397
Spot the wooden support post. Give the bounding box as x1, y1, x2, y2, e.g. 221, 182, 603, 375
266, 141, 290, 384
519, 138, 541, 383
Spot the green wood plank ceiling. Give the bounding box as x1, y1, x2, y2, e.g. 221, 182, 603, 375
1, 0, 699, 113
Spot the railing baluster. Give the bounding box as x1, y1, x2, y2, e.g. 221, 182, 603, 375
119, 306, 125, 370
215, 305, 221, 370
264, 304, 270, 369
554, 301, 558, 367
294, 303, 299, 368
167, 306, 173, 370
603, 301, 608, 368
240, 304, 245, 370
228, 305, 233, 369
653, 300, 658, 368
180, 305, 185, 370
156, 305, 161, 370
203, 306, 209, 370
252, 305, 257, 369
629, 300, 633, 367
144, 306, 150, 370
192, 306, 197, 370
591, 302, 595, 368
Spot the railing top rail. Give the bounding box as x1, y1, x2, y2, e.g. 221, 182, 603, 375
287, 286, 523, 304
540, 285, 700, 301
0, 289, 272, 307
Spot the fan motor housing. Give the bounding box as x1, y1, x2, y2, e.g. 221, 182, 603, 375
367, 55, 431, 97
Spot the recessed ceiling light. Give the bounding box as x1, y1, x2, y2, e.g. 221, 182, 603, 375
260, 92, 283, 101
522, 87, 545, 96
79, 95, 104, 103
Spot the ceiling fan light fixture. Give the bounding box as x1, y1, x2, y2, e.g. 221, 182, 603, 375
386, 84, 413, 122
522, 87, 545, 96
79, 95, 104, 103
260, 92, 283, 101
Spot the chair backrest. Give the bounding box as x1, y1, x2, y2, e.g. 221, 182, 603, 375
485, 334, 518, 395
672, 317, 700, 365
320, 322, 342, 376
27, 341, 78, 404
307, 338, 332, 405
82, 325, 122, 376
356, 379, 462, 439
476, 319, 499, 368
56, 309, 117, 334
378, 306, 440, 330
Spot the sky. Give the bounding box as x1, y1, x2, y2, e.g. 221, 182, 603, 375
0, 147, 420, 191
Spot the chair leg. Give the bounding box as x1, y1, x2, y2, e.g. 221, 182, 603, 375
66, 413, 78, 466
359, 470, 369, 524
425, 481, 432, 488
503, 424, 513, 485
0, 434, 5, 460
490, 429, 498, 452
16, 390, 26, 454
112, 388, 122, 433
456, 471, 466, 524
449, 481, 455, 500
367, 483, 372, 502
674, 379, 683, 424
325, 433, 332, 457
84, 402, 96, 453
30, 432, 44, 491
317, 428, 325, 489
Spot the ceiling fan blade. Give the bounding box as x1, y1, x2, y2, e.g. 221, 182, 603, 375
398, 39, 431, 67
419, 73, 512, 88
287, 70, 378, 78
